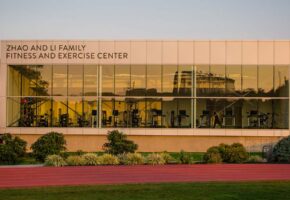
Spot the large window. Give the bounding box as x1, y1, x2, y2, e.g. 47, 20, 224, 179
210, 65, 225, 96
83, 97, 98, 128
177, 65, 192, 96
147, 65, 161, 96
162, 98, 191, 128
6, 64, 290, 130
258, 66, 273, 97
36, 65, 52, 96
53, 65, 67, 96
130, 65, 146, 96
115, 65, 130, 96
274, 65, 289, 97
226, 65, 242, 96
68, 65, 83, 96
84, 65, 98, 96
242, 65, 257, 96
162, 65, 178, 96
101, 65, 114, 96
196, 65, 210, 96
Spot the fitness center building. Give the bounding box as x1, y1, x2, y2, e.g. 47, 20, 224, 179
0, 40, 289, 152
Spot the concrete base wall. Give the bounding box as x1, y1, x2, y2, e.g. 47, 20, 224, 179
15, 134, 284, 152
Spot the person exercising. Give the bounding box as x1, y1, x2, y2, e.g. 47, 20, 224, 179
213, 112, 222, 128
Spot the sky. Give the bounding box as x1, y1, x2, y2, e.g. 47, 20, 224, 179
0, 0, 289, 39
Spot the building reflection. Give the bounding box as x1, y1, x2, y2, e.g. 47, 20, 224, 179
6, 65, 289, 129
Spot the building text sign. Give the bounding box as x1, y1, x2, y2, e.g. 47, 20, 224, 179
5, 43, 128, 60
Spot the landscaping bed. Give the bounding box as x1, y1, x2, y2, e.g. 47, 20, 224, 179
1, 130, 288, 167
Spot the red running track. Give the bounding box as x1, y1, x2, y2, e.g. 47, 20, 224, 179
0, 164, 290, 188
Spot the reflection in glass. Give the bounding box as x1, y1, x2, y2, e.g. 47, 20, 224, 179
273, 99, 289, 129
176, 65, 192, 96
101, 98, 114, 127
7, 97, 21, 127
8, 65, 38, 96
162, 98, 191, 128
242, 65, 257, 96
36, 65, 52, 96
8, 66, 21, 96
83, 98, 98, 127
115, 65, 130, 96
53, 65, 67, 96
210, 65, 225, 96
274, 65, 289, 97
258, 99, 273, 128
36, 97, 52, 127
130, 65, 146, 96
113, 98, 127, 127
84, 65, 98, 96
5, 64, 290, 130
162, 65, 178, 96
125, 98, 146, 127
196, 99, 225, 128
52, 97, 68, 127
258, 66, 273, 96
147, 65, 161, 95
101, 98, 146, 128
101, 65, 114, 96
242, 99, 258, 128
224, 99, 242, 128
68, 97, 83, 127
226, 65, 241, 96
196, 65, 210, 96
146, 98, 162, 127
68, 65, 83, 96
22, 65, 37, 96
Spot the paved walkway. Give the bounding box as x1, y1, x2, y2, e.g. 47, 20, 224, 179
0, 164, 290, 188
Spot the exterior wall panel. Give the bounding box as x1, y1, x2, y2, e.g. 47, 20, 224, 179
210, 41, 226, 65
194, 41, 210, 64
242, 41, 258, 65
162, 41, 178, 64
178, 41, 194, 64
258, 41, 274, 65
146, 41, 162, 64
274, 41, 290, 64
226, 41, 242, 65
1, 40, 290, 144
14, 134, 284, 152
131, 41, 146, 64
99, 41, 115, 64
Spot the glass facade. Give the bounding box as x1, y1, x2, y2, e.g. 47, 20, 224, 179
6, 64, 289, 129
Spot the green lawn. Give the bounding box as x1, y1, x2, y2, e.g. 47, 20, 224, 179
0, 181, 289, 200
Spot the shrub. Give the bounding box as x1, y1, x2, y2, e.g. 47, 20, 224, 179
179, 150, 192, 164
123, 153, 144, 165
98, 154, 119, 165
76, 150, 86, 156
146, 153, 166, 165
160, 152, 177, 164
31, 132, 66, 162
217, 143, 231, 162
247, 155, 266, 163
0, 133, 27, 164
272, 136, 290, 163
204, 143, 249, 164
102, 130, 138, 155
83, 153, 100, 166
225, 143, 249, 163
203, 146, 223, 163
45, 155, 66, 167
66, 155, 85, 166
